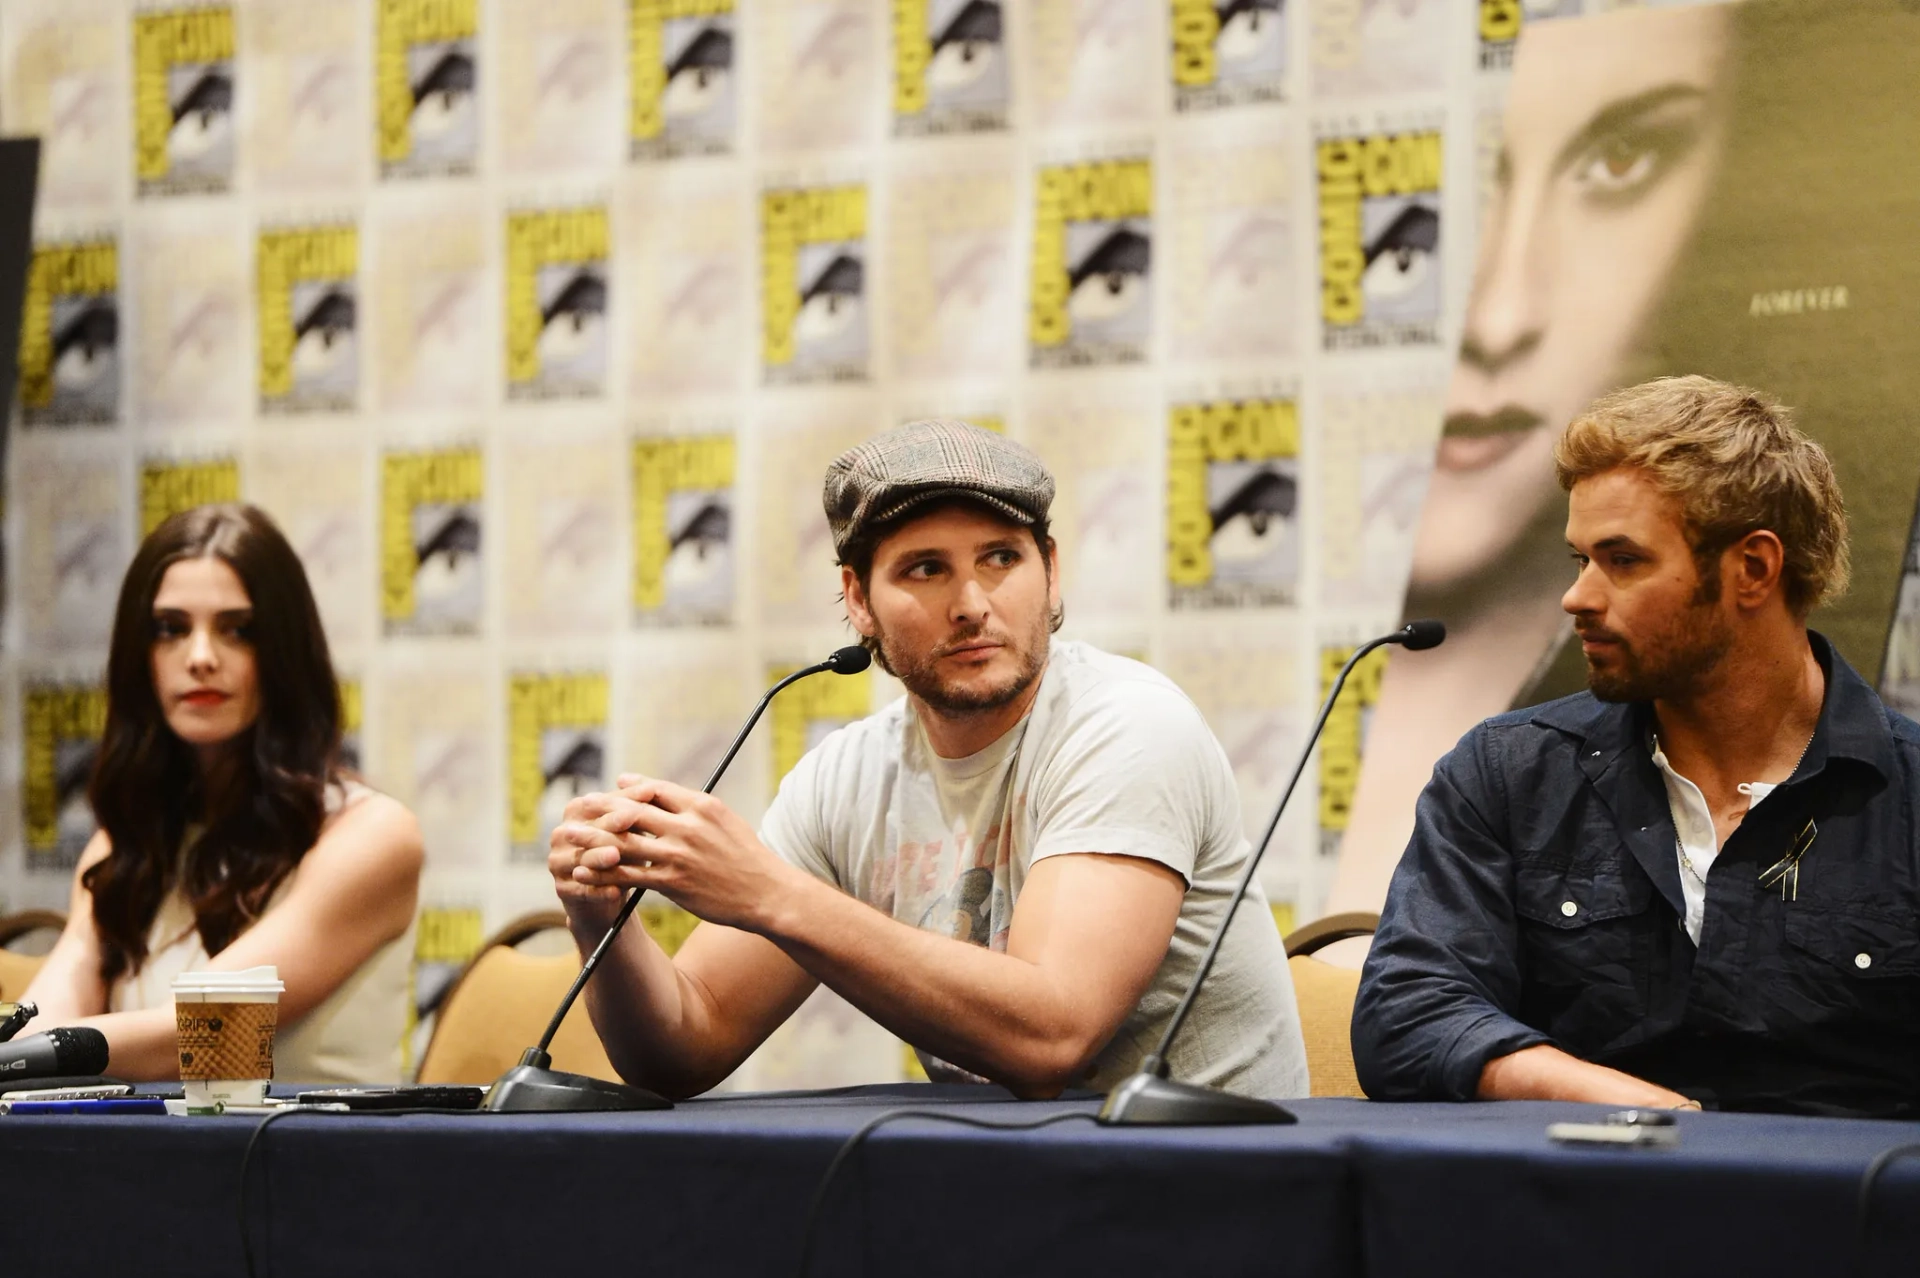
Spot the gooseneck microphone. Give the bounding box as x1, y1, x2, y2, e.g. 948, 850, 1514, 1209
488, 645, 875, 1113
1100, 620, 1447, 1125
0, 1026, 109, 1083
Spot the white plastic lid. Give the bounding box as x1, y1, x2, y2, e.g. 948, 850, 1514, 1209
172, 965, 285, 995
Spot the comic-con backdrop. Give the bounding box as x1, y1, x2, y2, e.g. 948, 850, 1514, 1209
2, 0, 1915, 1085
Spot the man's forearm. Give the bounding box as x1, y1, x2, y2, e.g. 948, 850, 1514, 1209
569, 903, 730, 1096
1478, 1043, 1698, 1108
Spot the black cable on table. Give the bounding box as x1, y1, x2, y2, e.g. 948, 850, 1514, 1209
1854, 1141, 1920, 1278
796, 1107, 1098, 1278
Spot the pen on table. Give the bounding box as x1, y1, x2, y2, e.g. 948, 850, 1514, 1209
1, 1097, 169, 1116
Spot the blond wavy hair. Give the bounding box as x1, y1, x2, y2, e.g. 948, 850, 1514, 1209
1554, 375, 1850, 617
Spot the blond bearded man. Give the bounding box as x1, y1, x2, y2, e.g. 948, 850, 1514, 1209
1355, 376, 1920, 1117
549, 421, 1308, 1100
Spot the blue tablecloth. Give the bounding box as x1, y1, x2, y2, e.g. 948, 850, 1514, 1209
2, 1085, 1916, 1277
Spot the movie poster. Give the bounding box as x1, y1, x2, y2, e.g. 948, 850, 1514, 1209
1316, 117, 1443, 351
134, 208, 249, 424
633, 432, 736, 628
382, 446, 485, 637
139, 452, 238, 536
887, 162, 1018, 381
630, 0, 737, 160
249, 439, 372, 646
246, 0, 363, 194
1027, 0, 1156, 129
18, 236, 120, 427
377, 0, 480, 180
1, 2, 125, 208
1312, 0, 1448, 97
756, 0, 876, 154
507, 671, 609, 863
370, 200, 487, 413
498, 0, 621, 175
499, 431, 622, 638
1166, 393, 1301, 611
21, 682, 106, 875
625, 170, 745, 395
133, 4, 235, 198
1170, 0, 1287, 112
893, 0, 1008, 137
1166, 135, 1291, 361
1317, 371, 1441, 612
762, 183, 869, 386
1029, 156, 1153, 369
505, 205, 610, 400
257, 222, 359, 415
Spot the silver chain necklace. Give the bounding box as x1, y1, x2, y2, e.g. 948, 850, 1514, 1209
1669, 726, 1816, 888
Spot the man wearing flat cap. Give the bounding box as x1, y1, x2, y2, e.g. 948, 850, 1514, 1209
548, 420, 1307, 1099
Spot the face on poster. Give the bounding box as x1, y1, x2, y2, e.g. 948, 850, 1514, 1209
133, 5, 236, 198
632, 0, 738, 160
18, 237, 120, 427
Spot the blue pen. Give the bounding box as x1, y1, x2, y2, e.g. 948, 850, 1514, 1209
4, 1097, 168, 1116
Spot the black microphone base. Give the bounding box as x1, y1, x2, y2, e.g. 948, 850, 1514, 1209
485, 1063, 673, 1113
1096, 1071, 1297, 1126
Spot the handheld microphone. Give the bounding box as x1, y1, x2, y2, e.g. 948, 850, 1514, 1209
0, 1026, 109, 1084
1100, 620, 1447, 1125
487, 645, 875, 1113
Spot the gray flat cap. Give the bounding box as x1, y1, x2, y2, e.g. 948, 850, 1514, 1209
824, 419, 1055, 558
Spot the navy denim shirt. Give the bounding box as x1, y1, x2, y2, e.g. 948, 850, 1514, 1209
1352, 633, 1920, 1117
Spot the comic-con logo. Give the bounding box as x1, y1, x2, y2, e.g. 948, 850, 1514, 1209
23, 684, 107, 873
1171, 0, 1286, 111
1166, 398, 1300, 610
762, 185, 868, 385
633, 434, 735, 627
1318, 128, 1441, 351
258, 225, 358, 413
508, 673, 608, 862
1478, 0, 1581, 72
18, 239, 118, 426
377, 0, 479, 179
1030, 159, 1153, 369
1318, 642, 1385, 854
631, 0, 735, 159
338, 679, 364, 773
769, 662, 871, 794
506, 207, 610, 400
381, 447, 484, 636
140, 456, 239, 537
134, 5, 235, 196
894, 0, 1008, 137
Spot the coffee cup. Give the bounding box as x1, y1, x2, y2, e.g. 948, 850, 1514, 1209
172, 966, 285, 1108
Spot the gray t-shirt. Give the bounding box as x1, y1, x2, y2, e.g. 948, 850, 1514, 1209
760, 639, 1309, 1099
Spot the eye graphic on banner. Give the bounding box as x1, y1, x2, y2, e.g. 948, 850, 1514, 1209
22, 683, 107, 875
632, 0, 737, 160
381, 447, 484, 637
1317, 640, 1386, 856
1030, 158, 1153, 369
377, 0, 479, 179
762, 185, 868, 384
508, 672, 609, 863
133, 5, 235, 197
506, 206, 610, 400
257, 223, 359, 413
1166, 397, 1300, 610
1170, 0, 1287, 112
140, 455, 239, 536
894, 0, 1007, 137
1317, 125, 1442, 351
18, 238, 119, 427
768, 662, 871, 795
633, 433, 736, 627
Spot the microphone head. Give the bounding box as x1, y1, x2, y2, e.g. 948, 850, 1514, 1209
1398, 619, 1447, 651
826, 645, 872, 674
47, 1026, 109, 1075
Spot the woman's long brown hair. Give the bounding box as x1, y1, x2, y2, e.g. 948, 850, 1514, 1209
84, 504, 343, 986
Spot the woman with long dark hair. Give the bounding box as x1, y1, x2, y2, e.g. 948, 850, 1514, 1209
25, 504, 424, 1081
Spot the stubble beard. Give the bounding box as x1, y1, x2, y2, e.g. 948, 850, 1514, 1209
877, 610, 1051, 719
1583, 599, 1734, 704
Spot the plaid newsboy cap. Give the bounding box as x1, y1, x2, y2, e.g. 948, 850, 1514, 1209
823, 419, 1056, 558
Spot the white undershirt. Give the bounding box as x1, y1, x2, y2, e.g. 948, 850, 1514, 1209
1650, 738, 1778, 945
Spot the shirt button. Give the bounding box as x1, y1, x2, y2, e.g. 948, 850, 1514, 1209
1561, 901, 1579, 917
1856, 953, 1872, 970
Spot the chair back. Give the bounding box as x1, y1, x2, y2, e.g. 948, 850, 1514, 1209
416, 913, 618, 1086
0, 911, 66, 1003
1281, 911, 1378, 1100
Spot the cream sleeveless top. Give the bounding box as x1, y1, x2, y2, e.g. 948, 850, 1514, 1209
108, 780, 416, 1085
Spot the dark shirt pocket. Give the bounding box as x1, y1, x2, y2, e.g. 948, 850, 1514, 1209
1776, 907, 1920, 1031
1513, 863, 1655, 1052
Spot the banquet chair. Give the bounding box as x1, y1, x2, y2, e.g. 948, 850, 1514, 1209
0, 909, 66, 1002
1281, 911, 1379, 1099
415, 911, 624, 1086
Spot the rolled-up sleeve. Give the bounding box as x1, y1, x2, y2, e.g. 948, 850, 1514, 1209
1351, 725, 1553, 1101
